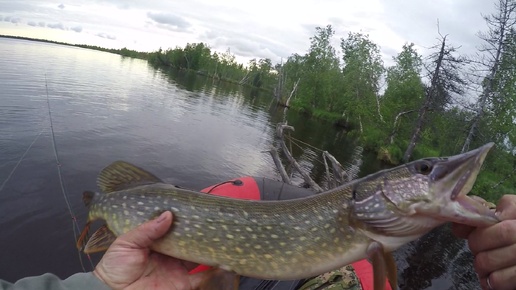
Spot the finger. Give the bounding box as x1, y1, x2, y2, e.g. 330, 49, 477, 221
467, 220, 516, 254
118, 211, 173, 249
475, 243, 516, 277
496, 195, 516, 220
485, 265, 516, 290
451, 223, 475, 239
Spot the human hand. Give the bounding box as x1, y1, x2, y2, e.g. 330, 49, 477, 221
453, 195, 516, 290
93, 211, 205, 290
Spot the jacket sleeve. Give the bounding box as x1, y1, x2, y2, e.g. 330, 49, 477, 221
0, 272, 111, 290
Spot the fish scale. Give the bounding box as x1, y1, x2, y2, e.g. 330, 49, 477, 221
78, 143, 499, 290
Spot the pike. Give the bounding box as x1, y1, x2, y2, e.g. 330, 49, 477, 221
77, 143, 499, 290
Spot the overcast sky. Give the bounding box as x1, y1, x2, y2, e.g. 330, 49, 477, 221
0, 0, 496, 66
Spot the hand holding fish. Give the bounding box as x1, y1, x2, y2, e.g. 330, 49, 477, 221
93, 211, 206, 290
453, 195, 516, 290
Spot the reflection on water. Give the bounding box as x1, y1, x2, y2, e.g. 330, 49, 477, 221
0, 38, 480, 289
395, 225, 479, 290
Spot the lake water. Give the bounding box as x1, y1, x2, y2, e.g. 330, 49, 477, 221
0, 38, 479, 289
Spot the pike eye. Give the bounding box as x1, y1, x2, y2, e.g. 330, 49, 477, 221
415, 161, 433, 175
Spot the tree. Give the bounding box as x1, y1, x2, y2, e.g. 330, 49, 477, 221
382, 43, 425, 145
340, 32, 384, 131
296, 25, 342, 111
488, 29, 516, 146
462, 0, 516, 152
403, 34, 467, 162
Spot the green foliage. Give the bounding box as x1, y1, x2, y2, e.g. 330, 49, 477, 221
340, 32, 385, 125
148, 44, 276, 90
382, 43, 425, 139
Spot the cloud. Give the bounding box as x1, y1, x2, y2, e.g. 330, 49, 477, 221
96, 32, 116, 40
27, 21, 37, 27
58, 3, 65, 9
47, 22, 65, 30
147, 12, 191, 32
38, 21, 45, 27
70, 26, 82, 33
6, 17, 21, 24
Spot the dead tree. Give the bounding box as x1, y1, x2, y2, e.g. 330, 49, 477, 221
276, 124, 323, 192
462, 0, 516, 152
403, 28, 467, 162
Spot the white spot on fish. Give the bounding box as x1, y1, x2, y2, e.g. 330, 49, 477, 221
226, 234, 234, 239
137, 202, 144, 205
137, 212, 144, 216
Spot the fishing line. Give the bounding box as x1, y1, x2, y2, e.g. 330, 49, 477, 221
0, 130, 43, 193
44, 74, 94, 272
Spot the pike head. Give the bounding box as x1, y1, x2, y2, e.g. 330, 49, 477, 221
350, 143, 498, 249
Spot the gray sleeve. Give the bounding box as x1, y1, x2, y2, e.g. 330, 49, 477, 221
0, 272, 111, 290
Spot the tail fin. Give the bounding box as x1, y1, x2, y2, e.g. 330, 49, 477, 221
76, 221, 91, 250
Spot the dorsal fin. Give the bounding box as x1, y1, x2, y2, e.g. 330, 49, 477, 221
97, 161, 163, 193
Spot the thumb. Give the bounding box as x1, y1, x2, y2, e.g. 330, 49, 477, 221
119, 211, 173, 249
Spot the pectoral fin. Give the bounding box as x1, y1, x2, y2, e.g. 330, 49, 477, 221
367, 241, 397, 290
83, 224, 117, 254
193, 267, 240, 290
383, 251, 397, 290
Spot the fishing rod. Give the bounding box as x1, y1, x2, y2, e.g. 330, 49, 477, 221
44, 74, 94, 272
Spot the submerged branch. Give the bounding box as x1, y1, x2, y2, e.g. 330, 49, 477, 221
268, 147, 292, 185
276, 124, 323, 192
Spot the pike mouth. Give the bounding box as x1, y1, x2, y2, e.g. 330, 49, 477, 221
443, 142, 499, 226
